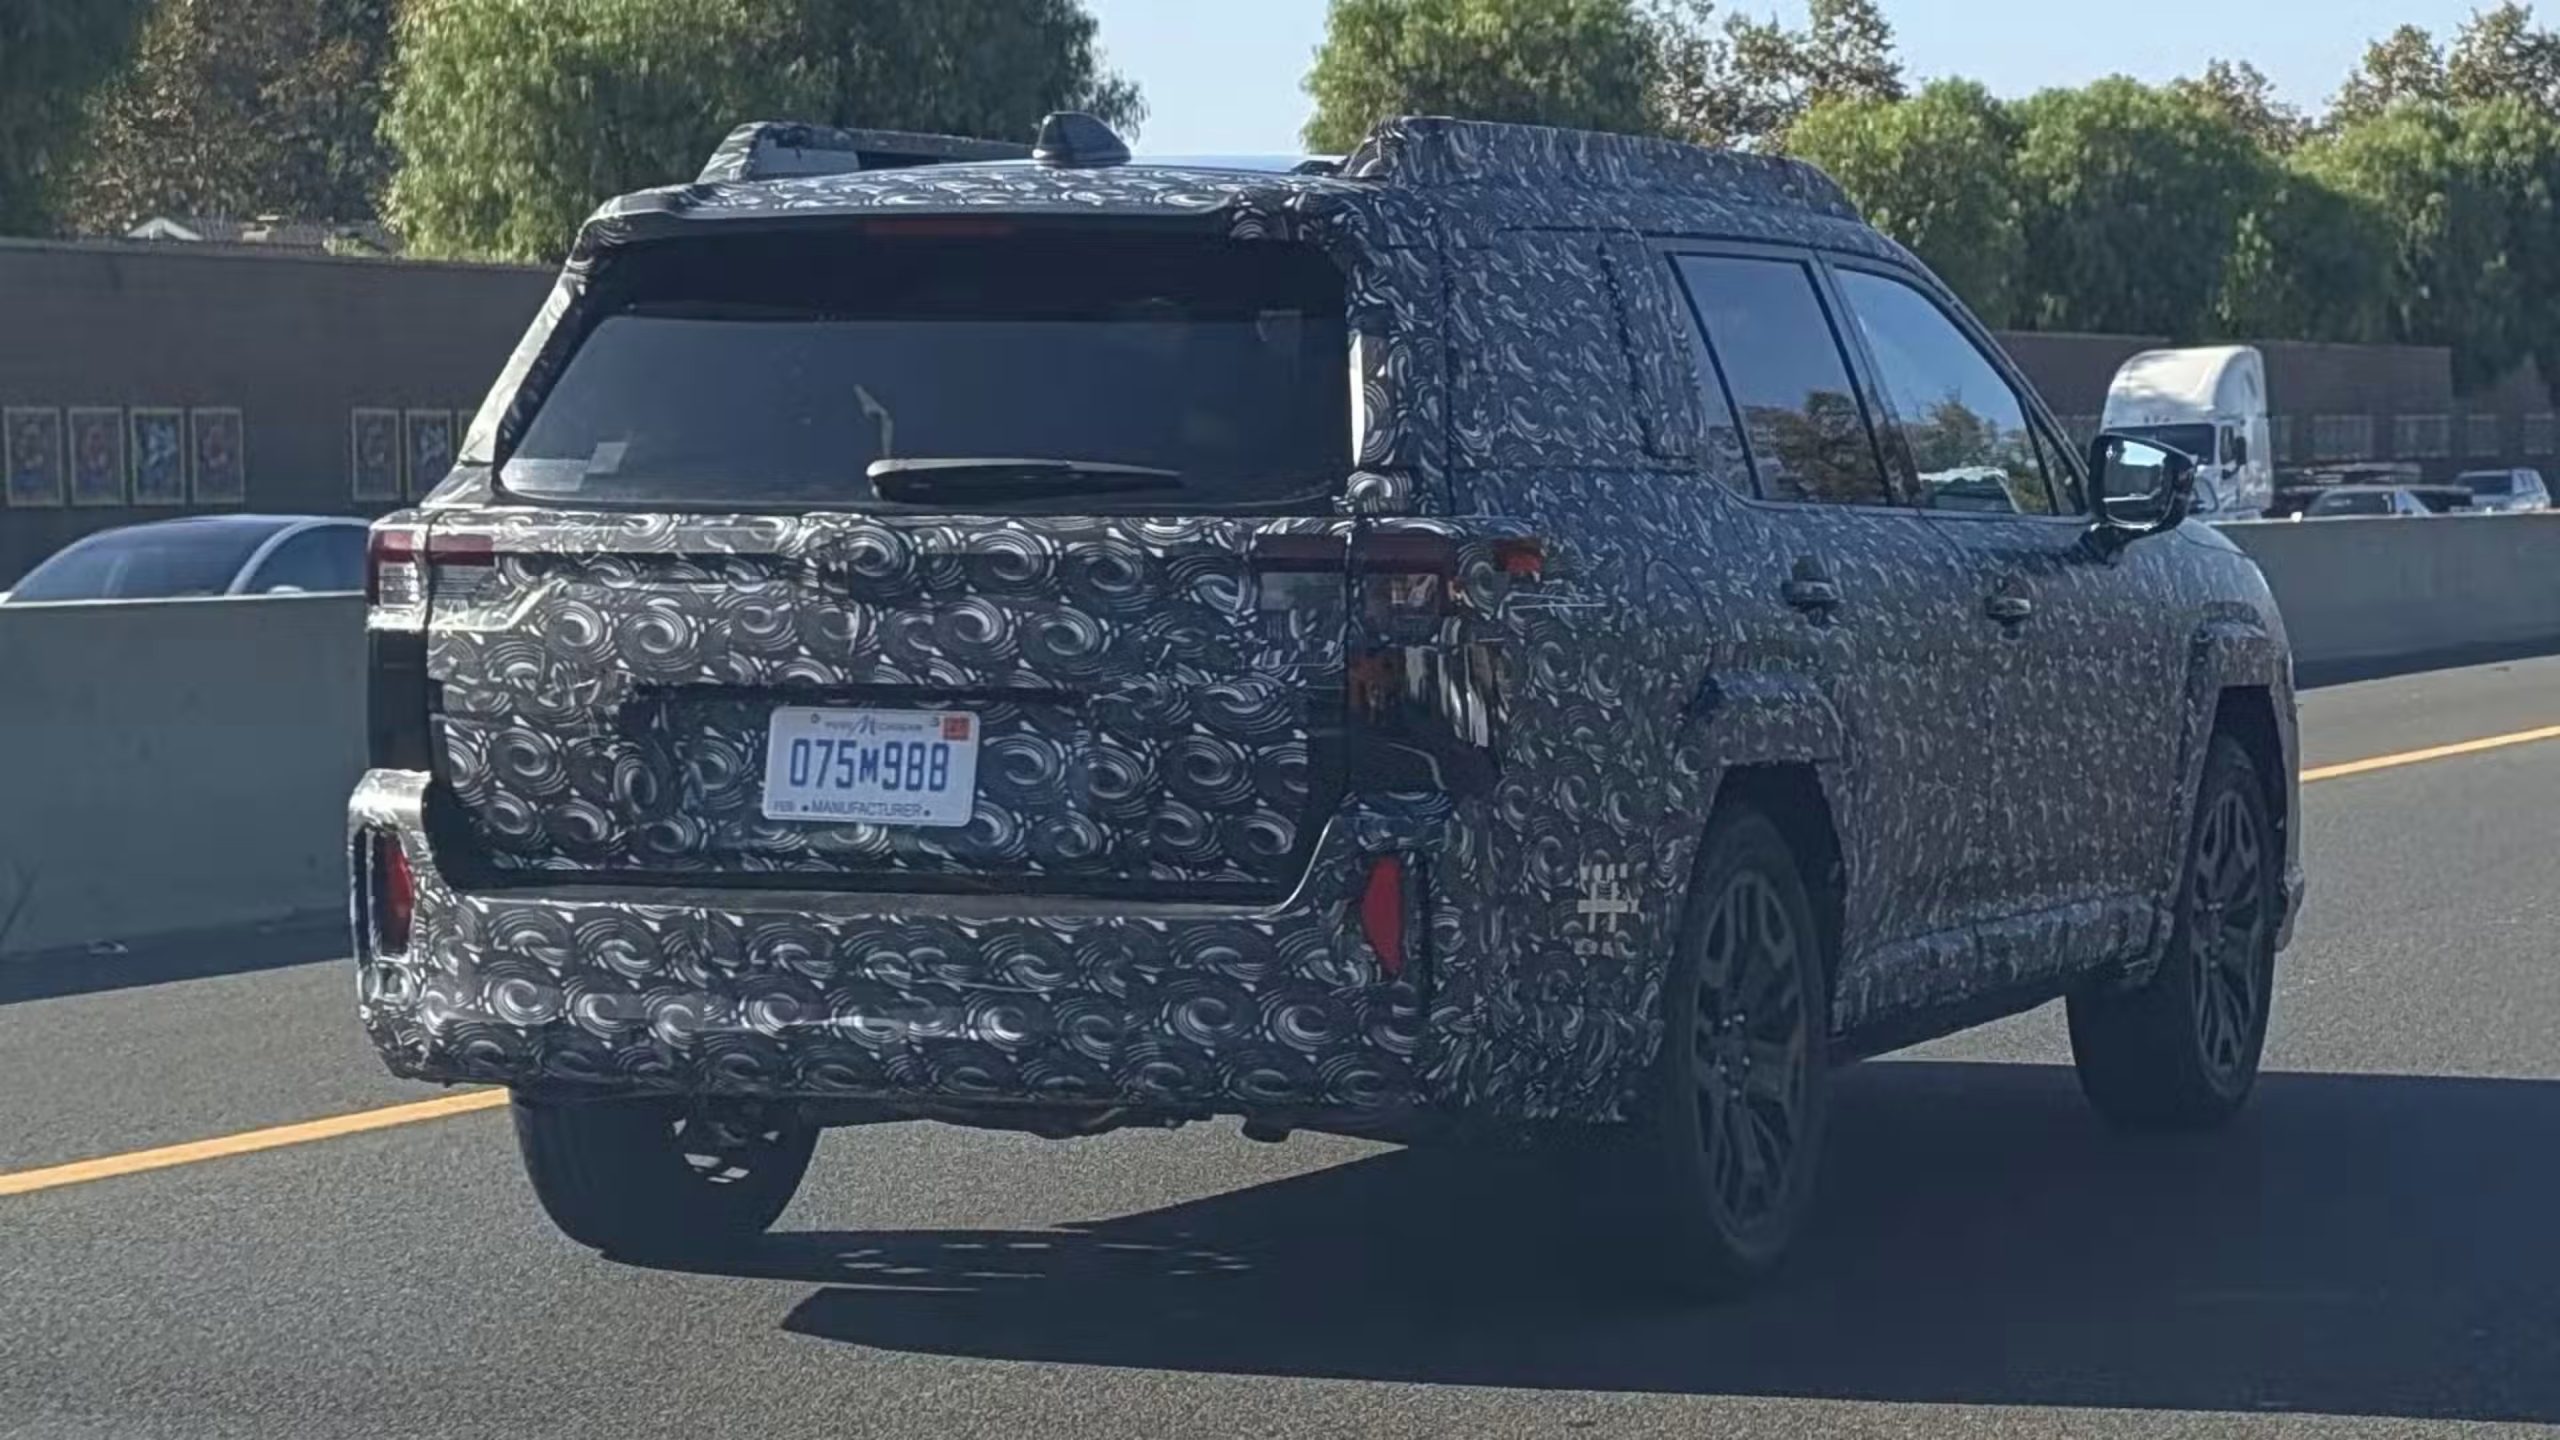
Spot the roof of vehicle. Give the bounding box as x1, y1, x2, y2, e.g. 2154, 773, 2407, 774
2105, 346, 2263, 419
65, 513, 355, 544
580, 116, 1866, 257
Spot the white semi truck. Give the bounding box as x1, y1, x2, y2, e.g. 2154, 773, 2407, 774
2102, 346, 2273, 519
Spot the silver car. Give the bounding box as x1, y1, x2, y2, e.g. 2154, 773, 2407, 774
2, 515, 369, 603
2457, 468, 2552, 513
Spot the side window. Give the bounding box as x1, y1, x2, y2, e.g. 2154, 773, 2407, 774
1673, 255, 1891, 506
1680, 321, 1754, 496
248, 527, 366, 593
1833, 268, 2062, 517
2032, 425, 2088, 513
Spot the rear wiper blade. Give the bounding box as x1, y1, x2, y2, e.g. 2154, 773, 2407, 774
866, 457, 1183, 503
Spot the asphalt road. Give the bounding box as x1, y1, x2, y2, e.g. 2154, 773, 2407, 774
5, 657, 2558, 1439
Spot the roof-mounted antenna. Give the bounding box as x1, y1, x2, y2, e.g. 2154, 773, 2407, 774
1032, 112, 1131, 169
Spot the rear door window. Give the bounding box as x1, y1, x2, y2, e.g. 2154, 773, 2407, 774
502, 229, 1351, 513
1671, 254, 1892, 506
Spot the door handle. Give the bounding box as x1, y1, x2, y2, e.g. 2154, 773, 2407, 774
1985, 593, 2034, 625
1781, 577, 1842, 613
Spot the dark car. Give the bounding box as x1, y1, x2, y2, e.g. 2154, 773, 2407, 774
5, 515, 368, 603
352, 114, 2303, 1293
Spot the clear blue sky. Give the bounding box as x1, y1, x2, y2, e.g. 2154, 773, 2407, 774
1082, 0, 2495, 152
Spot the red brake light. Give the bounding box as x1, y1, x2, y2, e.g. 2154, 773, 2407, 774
1493, 537, 1544, 579
1358, 854, 1406, 978
373, 832, 415, 954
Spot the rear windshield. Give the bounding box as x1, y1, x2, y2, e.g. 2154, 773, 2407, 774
2461, 471, 2516, 495
2310, 491, 2390, 516
501, 228, 1352, 512
9, 525, 273, 601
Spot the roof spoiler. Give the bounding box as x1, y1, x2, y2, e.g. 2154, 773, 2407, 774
698, 122, 1033, 184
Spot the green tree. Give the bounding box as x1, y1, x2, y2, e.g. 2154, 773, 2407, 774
2450, 96, 2560, 393
2171, 59, 2307, 153
2298, 101, 2543, 390
1302, 0, 1660, 153
2009, 78, 2268, 338
1789, 79, 2023, 324
2212, 165, 2393, 343
2445, 1, 2560, 108
0, 1, 152, 232
2328, 24, 2447, 124
1651, 0, 1901, 149
54, 0, 398, 234
385, 0, 1142, 263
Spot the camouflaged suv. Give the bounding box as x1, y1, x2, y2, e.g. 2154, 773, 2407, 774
354, 112, 2304, 1293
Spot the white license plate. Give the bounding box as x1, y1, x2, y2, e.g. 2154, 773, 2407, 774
761, 707, 981, 827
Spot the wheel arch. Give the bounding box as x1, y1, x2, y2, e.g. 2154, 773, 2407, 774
2152, 613, 2297, 974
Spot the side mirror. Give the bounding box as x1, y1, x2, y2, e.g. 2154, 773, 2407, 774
2086, 431, 2198, 554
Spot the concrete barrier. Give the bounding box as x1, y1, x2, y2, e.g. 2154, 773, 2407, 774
0, 593, 363, 959
2219, 513, 2560, 680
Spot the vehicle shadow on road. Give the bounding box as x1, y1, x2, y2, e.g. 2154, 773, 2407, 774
666, 1061, 2559, 1424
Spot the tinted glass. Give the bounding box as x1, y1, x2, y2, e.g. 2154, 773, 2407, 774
504, 231, 1350, 513
2461, 470, 2517, 496
247, 527, 365, 592
2309, 491, 2391, 516
8, 524, 273, 601
1680, 322, 1754, 496
1835, 268, 2056, 515
1674, 255, 1888, 505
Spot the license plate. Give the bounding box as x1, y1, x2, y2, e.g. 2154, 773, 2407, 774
761, 707, 981, 827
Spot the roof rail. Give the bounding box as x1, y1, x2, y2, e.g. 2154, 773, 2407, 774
699, 122, 1032, 185
1341, 117, 1859, 218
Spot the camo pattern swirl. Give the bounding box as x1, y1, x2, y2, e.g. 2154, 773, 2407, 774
361, 118, 2299, 1128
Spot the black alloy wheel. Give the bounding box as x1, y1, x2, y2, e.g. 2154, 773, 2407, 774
1691, 866, 1817, 1241
2068, 733, 2280, 1129
1615, 805, 1830, 1298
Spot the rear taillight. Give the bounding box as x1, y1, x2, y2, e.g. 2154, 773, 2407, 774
1358, 854, 1407, 979
367, 522, 488, 771
371, 832, 415, 955
1355, 530, 1457, 640
369, 524, 497, 612
366, 522, 427, 620
1346, 528, 1507, 795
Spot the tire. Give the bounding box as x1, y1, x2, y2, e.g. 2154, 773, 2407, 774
2068, 732, 2280, 1130
510, 1094, 817, 1257
1618, 804, 1832, 1299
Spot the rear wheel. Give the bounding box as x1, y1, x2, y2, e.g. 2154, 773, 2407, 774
2068, 733, 2279, 1129
1619, 805, 1830, 1298
511, 1094, 816, 1257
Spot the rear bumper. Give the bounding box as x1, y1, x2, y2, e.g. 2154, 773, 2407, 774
349, 770, 1434, 1122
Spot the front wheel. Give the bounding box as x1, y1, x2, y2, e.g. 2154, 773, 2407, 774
2068, 733, 2279, 1129
511, 1094, 817, 1257
1617, 805, 1831, 1298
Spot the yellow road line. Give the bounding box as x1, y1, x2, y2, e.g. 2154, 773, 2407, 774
5, 719, 2557, 1202
2301, 724, 2560, 784
0, 1088, 506, 1199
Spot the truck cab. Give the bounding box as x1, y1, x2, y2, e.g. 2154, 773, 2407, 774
2102, 346, 2273, 520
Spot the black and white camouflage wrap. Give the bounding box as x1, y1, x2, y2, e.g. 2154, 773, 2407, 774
359, 118, 2302, 1129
